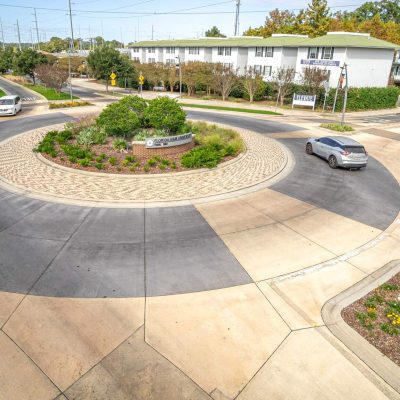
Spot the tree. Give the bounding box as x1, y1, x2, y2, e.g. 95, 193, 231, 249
181, 61, 202, 96
301, 66, 329, 94
213, 63, 238, 101
13, 49, 48, 84
0, 47, 15, 73
303, 0, 331, 36
115, 55, 136, 88
241, 67, 265, 102
205, 26, 226, 37
273, 67, 295, 105
40, 37, 68, 53
35, 64, 69, 91
87, 46, 123, 91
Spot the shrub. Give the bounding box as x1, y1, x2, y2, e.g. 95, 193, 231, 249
55, 129, 73, 144
95, 162, 104, 170
320, 123, 354, 132
109, 156, 118, 166
181, 145, 222, 168
146, 158, 157, 167
78, 158, 91, 167
77, 126, 107, 146
144, 97, 186, 134
325, 87, 400, 111
49, 101, 92, 109
61, 144, 93, 160
113, 139, 127, 151
95, 153, 106, 162
119, 95, 147, 118
34, 129, 74, 157
97, 100, 141, 137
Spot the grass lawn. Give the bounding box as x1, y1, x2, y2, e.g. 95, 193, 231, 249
181, 103, 282, 115
0, 89, 6, 97
25, 84, 79, 100
320, 123, 354, 132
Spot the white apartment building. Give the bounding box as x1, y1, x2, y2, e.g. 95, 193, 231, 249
129, 32, 398, 88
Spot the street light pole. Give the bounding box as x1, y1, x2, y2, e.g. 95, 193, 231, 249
67, 0, 75, 102
176, 55, 182, 96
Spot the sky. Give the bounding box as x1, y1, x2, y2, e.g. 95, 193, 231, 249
0, 0, 362, 45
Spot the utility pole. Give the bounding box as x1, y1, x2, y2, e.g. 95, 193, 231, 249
341, 64, 349, 126
67, 0, 75, 101
151, 25, 154, 40
234, 0, 241, 36
33, 8, 40, 50
30, 28, 34, 50
176, 55, 182, 97
16, 20, 22, 51
0, 18, 5, 50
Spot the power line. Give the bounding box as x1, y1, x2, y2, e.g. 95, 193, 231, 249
0, 2, 366, 15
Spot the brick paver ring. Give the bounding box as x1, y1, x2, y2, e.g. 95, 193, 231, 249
0, 123, 292, 207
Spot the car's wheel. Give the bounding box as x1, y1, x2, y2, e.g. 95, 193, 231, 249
328, 155, 338, 169
306, 143, 313, 155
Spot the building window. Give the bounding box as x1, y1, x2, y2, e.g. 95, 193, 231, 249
263, 66, 272, 76
253, 65, 262, 75
166, 47, 175, 54
133, 48, 139, 53
255, 47, 263, 57
218, 47, 224, 55
148, 47, 155, 53
265, 47, 273, 57
225, 47, 232, 56
166, 59, 175, 65
307, 47, 319, 59
321, 47, 333, 60
133, 57, 140, 62
148, 58, 156, 63
188, 47, 200, 54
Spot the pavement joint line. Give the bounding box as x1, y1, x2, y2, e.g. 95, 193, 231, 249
232, 331, 292, 400
60, 323, 146, 396
254, 281, 293, 332
0, 198, 47, 234
315, 324, 400, 399
264, 231, 390, 285
1, 329, 62, 397
0, 206, 93, 331
321, 260, 400, 397
142, 330, 214, 399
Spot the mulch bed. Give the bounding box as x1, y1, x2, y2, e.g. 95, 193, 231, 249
41, 138, 235, 174
342, 272, 400, 367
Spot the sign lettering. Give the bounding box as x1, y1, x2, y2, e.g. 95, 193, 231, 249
145, 133, 193, 148
301, 59, 340, 67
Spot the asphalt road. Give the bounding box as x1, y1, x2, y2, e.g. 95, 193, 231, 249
0, 77, 42, 101
0, 110, 399, 298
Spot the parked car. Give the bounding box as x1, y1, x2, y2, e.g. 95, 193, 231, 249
0, 95, 22, 116
306, 136, 368, 169
153, 86, 165, 92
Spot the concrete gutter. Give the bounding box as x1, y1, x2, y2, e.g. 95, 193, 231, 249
322, 260, 400, 394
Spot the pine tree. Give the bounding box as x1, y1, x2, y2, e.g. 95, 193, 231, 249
303, 0, 331, 37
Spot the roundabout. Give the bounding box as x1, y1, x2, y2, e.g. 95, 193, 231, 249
1, 108, 400, 399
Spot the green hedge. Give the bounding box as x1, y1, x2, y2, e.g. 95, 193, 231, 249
325, 87, 400, 111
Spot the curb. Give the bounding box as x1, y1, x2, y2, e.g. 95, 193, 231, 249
322, 260, 400, 394
0, 76, 48, 102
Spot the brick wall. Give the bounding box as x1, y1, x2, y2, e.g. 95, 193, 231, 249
131, 140, 195, 157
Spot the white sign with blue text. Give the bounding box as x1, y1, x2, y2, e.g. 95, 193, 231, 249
292, 93, 317, 110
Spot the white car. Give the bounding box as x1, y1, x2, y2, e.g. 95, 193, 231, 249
0, 95, 22, 116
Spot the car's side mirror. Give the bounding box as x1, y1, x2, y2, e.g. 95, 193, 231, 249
315, 138, 320, 142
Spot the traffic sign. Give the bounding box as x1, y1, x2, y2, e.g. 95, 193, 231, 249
138, 74, 144, 84
111, 79, 116, 86
110, 72, 117, 80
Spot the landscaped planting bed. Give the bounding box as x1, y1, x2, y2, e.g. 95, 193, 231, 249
34, 96, 244, 174
342, 272, 400, 366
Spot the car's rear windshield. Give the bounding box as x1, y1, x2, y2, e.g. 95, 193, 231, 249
0, 100, 13, 105
344, 146, 365, 154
